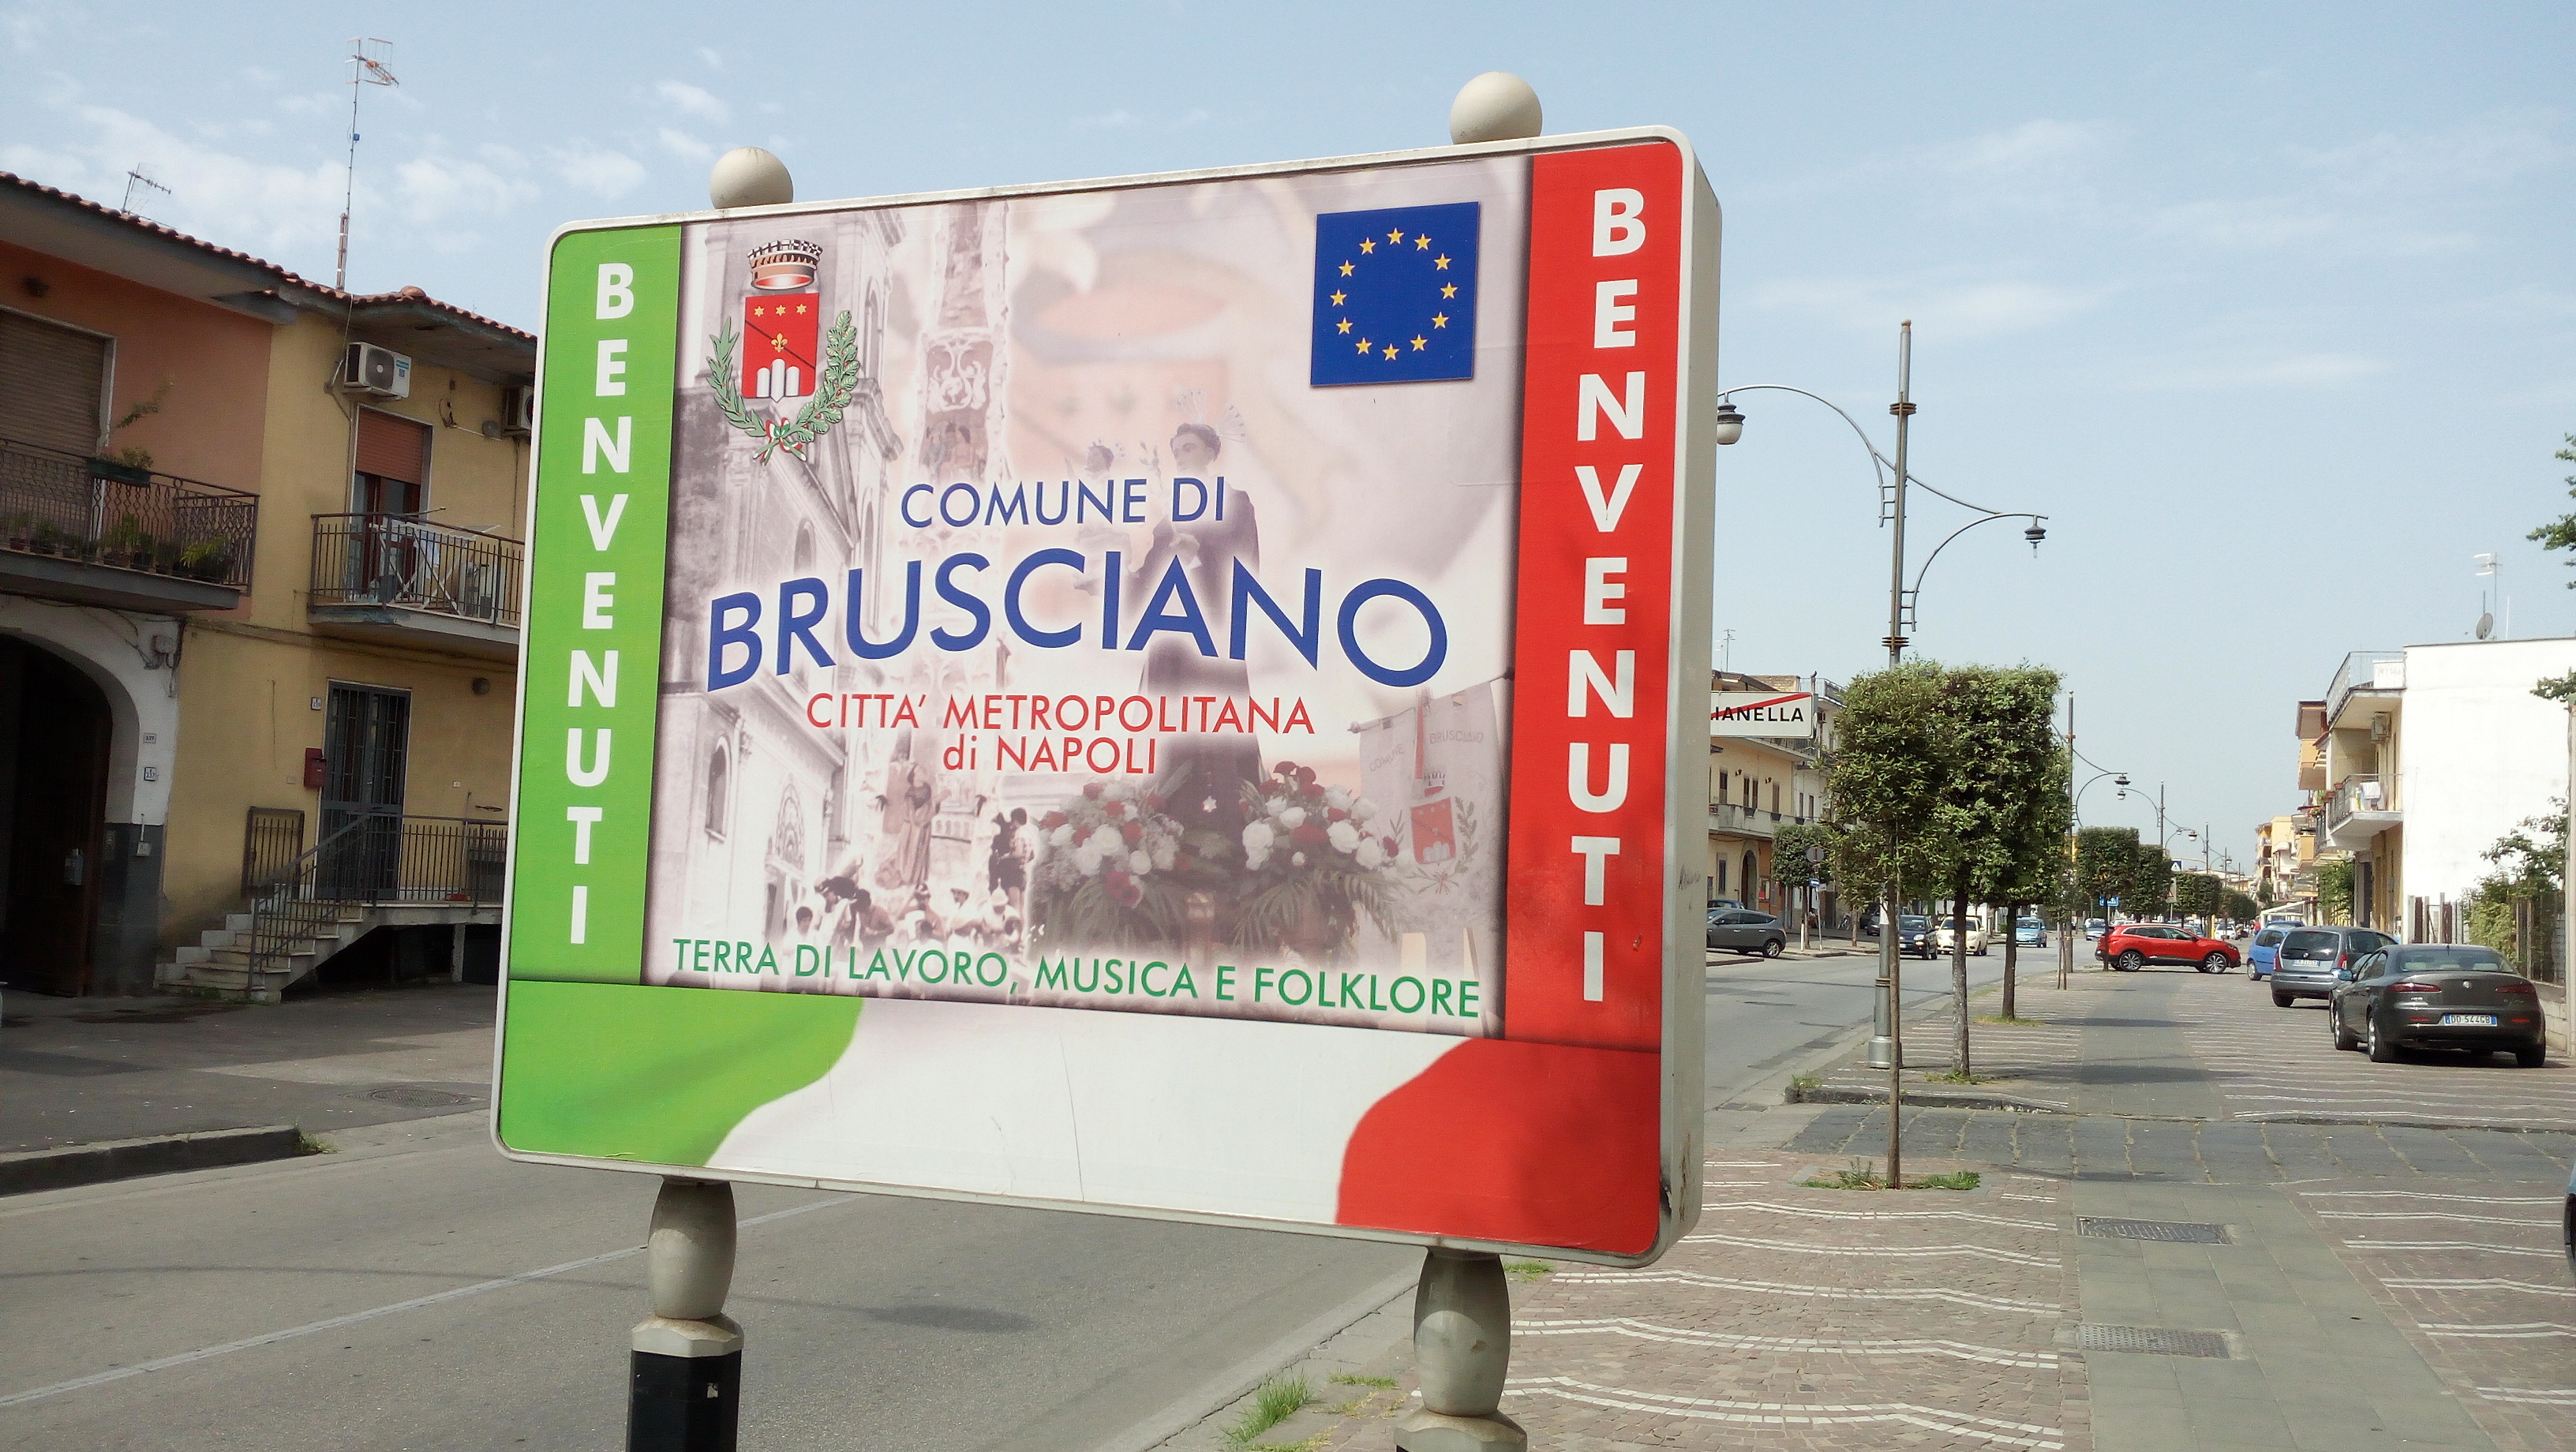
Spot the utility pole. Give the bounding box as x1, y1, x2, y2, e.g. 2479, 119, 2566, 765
1881, 321, 1915, 1188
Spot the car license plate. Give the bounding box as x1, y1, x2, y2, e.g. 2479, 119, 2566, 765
2439, 1013, 2497, 1027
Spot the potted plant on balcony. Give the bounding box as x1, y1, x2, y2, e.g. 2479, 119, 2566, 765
3, 514, 30, 552
101, 515, 159, 571
29, 523, 62, 556
175, 536, 234, 582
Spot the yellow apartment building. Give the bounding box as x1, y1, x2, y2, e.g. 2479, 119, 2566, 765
0, 173, 532, 1000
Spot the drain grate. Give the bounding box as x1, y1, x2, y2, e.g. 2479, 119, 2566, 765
2072, 1323, 2231, 1358
2079, 1216, 2228, 1244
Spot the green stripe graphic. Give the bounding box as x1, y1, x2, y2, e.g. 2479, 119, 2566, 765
507, 226, 680, 984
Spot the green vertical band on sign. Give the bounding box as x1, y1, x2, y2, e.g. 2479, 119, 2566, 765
507, 226, 680, 985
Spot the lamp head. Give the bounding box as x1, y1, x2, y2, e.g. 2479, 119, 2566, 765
2114, 773, 2130, 788
2024, 520, 2047, 551
1712, 400, 1744, 446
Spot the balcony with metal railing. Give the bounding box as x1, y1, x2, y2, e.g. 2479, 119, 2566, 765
1707, 800, 1775, 839
2324, 649, 2404, 730
0, 436, 258, 611
2320, 772, 2400, 849
308, 513, 522, 659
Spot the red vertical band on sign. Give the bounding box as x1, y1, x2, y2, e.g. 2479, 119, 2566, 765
1504, 142, 1687, 1052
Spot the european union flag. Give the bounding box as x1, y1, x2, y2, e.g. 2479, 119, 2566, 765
1309, 201, 1479, 387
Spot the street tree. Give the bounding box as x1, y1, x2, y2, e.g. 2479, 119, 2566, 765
2074, 826, 2142, 926
1990, 743, 2072, 1020
2223, 888, 2260, 922
1821, 661, 1961, 922
2524, 432, 2576, 700
1926, 663, 2065, 1071
2174, 872, 2223, 925
1771, 820, 1841, 939
2124, 845, 2174, 922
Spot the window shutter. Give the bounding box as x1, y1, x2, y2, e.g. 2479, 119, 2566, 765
354, 409, 429, 485
0, 311, 110, 456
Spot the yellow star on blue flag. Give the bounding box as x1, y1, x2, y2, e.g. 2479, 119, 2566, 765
1310, 202, 1478, 386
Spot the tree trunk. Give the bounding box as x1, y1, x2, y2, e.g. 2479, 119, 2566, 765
2002, 899, 2021, 1020
1951, 878, 1972, 1079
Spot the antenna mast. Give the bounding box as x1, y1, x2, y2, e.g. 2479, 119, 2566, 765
335, 37, 399, 292
122, 166, 172, 217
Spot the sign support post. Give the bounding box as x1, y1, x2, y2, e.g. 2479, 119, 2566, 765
627, 1179, 743, 1452
1398, 1248, 1522, 1452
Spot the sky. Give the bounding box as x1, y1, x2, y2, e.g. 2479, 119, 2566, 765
5, 1, 2571, 870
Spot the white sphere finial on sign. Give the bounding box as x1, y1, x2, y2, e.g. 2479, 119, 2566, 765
1448, 72, 1542, 145
709, 147, 793, 209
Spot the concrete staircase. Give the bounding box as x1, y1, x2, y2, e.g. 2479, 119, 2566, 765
155, 908, 369, 1004
155, 904, 499, 1004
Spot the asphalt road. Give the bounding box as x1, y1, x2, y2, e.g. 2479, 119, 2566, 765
1701, 937, 2030, 1104
0, 942, 2042, 1450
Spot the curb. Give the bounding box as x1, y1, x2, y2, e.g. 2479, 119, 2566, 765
1788, 1083, 2066, 1114
0, 1125, 310, 1196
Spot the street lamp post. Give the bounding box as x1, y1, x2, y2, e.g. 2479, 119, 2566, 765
1716, 324, 2050, 1188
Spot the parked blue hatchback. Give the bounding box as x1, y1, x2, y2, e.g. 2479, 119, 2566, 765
2247, 922, 2301, 980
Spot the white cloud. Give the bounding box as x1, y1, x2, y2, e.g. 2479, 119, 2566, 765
1750, 275, 2105, 339
655, 79, 728, 123
393, 148, 537, 225
2291, 112, 2566, 196
1073, 108, 1140, 132
2, 100, 346, 256
549, 143, 646, 200
696, 47, 722, 70
658, 127, 714, 163
2122, 351, 2391, 391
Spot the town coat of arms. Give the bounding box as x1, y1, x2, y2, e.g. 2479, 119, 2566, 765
708, 238, 859, 461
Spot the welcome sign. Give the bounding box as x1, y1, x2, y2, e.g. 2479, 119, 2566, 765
496, 129, 1720, 1263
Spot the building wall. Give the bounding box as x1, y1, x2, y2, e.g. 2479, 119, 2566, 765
157, 312, 527, 949
2398, 638, 2576, 918
0, 239, 271, 486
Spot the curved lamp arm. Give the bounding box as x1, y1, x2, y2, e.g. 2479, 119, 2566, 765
1713, 383, 2008, 515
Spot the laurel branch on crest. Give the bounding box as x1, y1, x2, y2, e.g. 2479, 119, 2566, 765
708, 309, 860, 462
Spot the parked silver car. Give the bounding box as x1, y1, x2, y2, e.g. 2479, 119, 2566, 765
1707, 908, 1787, 958
2270, 925, 2397, 1006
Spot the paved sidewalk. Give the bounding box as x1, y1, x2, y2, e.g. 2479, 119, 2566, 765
1249, 967, 2575, 1452
0, 981, 492, 1153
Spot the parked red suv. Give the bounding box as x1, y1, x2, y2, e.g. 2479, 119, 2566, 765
2096, 922, 2240, 974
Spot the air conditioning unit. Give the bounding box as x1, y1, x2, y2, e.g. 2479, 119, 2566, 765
501, 384, 534, 437
338, 342, 412, 399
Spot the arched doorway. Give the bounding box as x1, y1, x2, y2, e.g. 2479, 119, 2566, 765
1743, 849, 1760, 910
0, 638, 111, 994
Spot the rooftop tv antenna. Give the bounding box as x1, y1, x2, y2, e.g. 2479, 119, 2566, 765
2473, 552, 2504, 640
121, 166, 171, 218
335, 36, 399, 291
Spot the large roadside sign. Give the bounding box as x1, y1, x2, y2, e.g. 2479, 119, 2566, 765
495, 128, 1720, 1263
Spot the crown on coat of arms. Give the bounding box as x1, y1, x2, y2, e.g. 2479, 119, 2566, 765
746, 238, 822, 291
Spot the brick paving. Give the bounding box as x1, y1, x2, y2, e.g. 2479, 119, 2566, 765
1274, 969, 2576, 1452
2167, 988, 2576, 1131
1312, 1154, 2084, 1452
2294, 1181, 2576, 1452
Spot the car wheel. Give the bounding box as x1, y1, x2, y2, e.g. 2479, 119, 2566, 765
2203, 952, 2230, 974
2368, 1016, 2399, 1063
2118, 950, 2145, 972
1763, 938, 1784, 959
2272, 990, 2293, 1008
2518, 1046, 2548, 1068
2331, 1003, 2358, 1051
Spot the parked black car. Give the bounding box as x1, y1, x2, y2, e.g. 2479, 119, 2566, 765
1707, 908, 1787, 958
2328, 944, 2548, 1066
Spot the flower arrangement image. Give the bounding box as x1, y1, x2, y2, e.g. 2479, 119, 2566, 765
1230, 762, 1399, 959
1028, 780, 1194, 946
